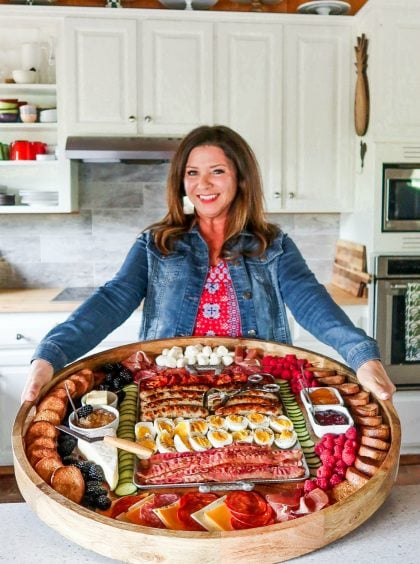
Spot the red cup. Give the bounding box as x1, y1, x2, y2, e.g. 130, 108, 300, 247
31, 141, 47, 157
10, 140, 32, 160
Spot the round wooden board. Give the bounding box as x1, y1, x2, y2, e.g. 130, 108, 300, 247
13, 337, 401, 564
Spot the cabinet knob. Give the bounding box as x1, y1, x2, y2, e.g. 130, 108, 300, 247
16, 333, 36, 343
128, 115, 137, 123
288, 192, 295, 199
144, 115, 152, 123
273, 192, 281, 199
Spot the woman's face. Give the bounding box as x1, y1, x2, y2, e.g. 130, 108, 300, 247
183, 145, 237, 222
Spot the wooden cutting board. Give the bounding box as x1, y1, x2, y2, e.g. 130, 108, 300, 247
332, 240, 370, 297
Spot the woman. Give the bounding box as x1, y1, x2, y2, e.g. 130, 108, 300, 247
22, 125, 395, 403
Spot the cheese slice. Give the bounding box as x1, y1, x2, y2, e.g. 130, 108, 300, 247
77, 430, 118, 490
191, 496, 233, 532
153, 500, 186, 530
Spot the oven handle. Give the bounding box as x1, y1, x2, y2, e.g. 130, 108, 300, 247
389, 283, 409, 290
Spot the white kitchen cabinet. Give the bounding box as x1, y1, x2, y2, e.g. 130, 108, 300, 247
63, 17, 138, 135
283, 24, 353, 212
0, 308, 142, 466
373, 7, 420, 140
288, 304, 369, 364
215, 22, 283, 213
0, 17, 77, 214
142, 20, 213, 135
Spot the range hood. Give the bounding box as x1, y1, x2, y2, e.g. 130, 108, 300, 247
65, 136, 180, 163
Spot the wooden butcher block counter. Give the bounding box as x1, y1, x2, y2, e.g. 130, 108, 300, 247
12, 337, 400, 564
0, 284, 367, 313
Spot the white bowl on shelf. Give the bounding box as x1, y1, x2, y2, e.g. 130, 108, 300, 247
39, 108, 57, 123
12, 69, 37, 84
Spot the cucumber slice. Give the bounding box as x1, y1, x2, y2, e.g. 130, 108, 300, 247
115, 482, 138, 497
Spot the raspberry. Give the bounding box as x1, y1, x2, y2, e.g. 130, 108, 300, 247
317, 466, 332, 479
322, 433, 336, 442
345, 427, 357, 440
333, 446, 343, 460
334, 459, 347, 470
316, 477, 329, 491
319, 451, 334, 465
341, 449, 356, 467
309, 379, 318, 388
335, 465, 346, 478
335, 434, 346, 446
322, 437, 335, 451
344, 439, 358, 451
282, 369, 292, 381
304, 479, 318, 493
314, 443, 324, 455
329, 473, 343, 487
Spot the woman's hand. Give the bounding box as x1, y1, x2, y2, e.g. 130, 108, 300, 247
21, 359, 54, 404
356, 359, 396, 401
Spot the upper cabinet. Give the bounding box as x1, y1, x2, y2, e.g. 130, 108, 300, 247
64, 18, 138, 135
142, 20, 213, 135
373, 7, 420, 140
283, 24, 353, 212
215, 23, 283, 213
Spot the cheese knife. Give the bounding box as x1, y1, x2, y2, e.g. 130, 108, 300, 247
56, 424, 154, 460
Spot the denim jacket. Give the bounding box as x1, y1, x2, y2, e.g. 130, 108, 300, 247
34, 226, 380, 372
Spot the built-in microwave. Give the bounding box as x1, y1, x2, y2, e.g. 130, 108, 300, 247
382, 164, 420, 232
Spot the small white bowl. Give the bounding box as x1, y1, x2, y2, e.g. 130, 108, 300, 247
39, 108, 57, 123
69, 404, 119, 438
305, 404, 353, 438
12, 69, 37, 84
300, 386, 344, 409
81, 390, 118, 409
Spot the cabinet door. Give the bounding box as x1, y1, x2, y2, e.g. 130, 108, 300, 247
0, 365, 27, 466
64, 18, 137, 135
374, 9, 420, 139
284, 25, 353, 212
215, 23, 283, 213
142, 20, 213, 135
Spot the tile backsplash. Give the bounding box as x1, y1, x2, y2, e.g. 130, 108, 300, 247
0, 163, 339, 289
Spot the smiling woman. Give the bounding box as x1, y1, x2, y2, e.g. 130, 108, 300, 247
23, 124, 395, 405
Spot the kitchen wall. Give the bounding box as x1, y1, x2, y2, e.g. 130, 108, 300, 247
0, 163, 339, 288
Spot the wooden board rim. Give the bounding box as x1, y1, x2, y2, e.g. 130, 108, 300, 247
12, 337, 401, 563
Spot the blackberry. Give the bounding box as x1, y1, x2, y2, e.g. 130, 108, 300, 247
87, 464, 105, 482
82, 494, 96, 509
104, 372, 114, 386
85, 483, 108, 498
98, 383, 110, 391
75, 460, 94, 476
111, 376, 122, 391
119, 367, 133, 384
96, 495, 112, 511
77, 404, 94, 419
101, 362, 117, 373
62, 456, 80, 466
57, 435, 77, 457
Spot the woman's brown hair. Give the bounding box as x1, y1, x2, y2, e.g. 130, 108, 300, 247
149, 125, 279, 257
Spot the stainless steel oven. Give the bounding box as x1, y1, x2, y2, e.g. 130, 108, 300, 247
372, 255, 420, 388
382, 165, 420, 232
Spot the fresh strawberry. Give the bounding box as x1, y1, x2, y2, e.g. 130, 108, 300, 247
341, 449, 356, 466
329, 473, 343, 487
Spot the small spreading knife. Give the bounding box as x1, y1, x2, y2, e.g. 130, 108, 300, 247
56, 425, 154, 460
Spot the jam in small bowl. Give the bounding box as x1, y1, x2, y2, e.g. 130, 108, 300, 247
69, 405, 119, 438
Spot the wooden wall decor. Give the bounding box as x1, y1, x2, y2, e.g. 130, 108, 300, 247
354, 33, 370, 136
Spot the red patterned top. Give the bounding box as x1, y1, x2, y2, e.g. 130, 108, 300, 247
193, 260, 242, 337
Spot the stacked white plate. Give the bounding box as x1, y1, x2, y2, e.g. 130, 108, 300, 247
19, 190, 59, 207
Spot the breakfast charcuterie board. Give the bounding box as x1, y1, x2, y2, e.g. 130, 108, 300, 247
13, 337, 400, 564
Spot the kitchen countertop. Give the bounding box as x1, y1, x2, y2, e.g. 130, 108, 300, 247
0, 284, 367, 314
0, 485, 418, 563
